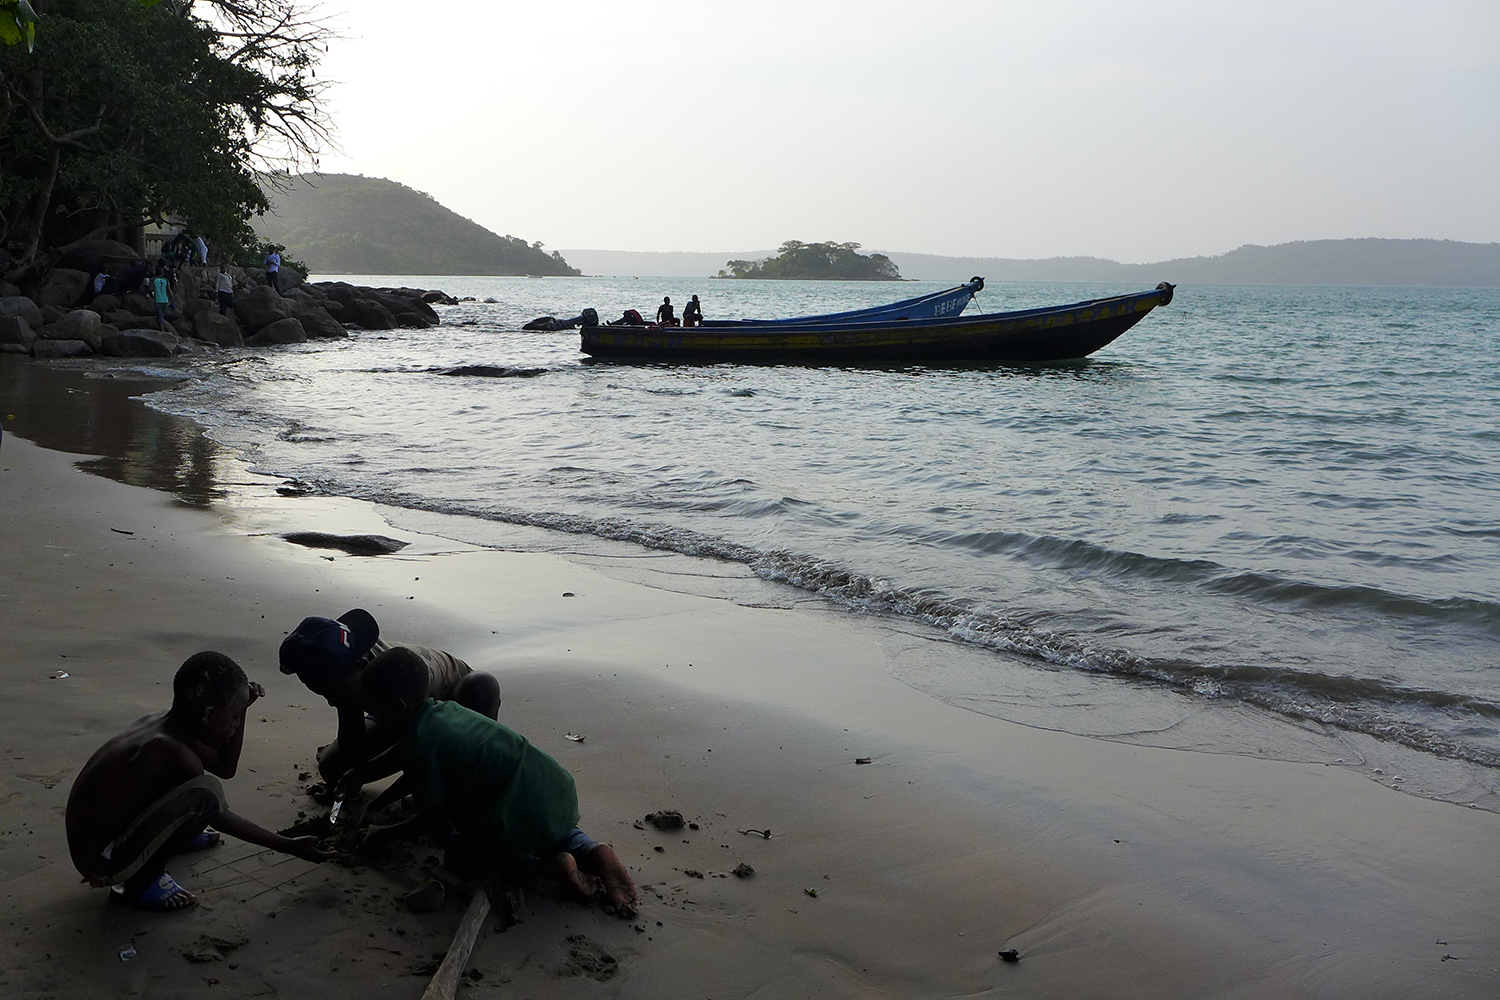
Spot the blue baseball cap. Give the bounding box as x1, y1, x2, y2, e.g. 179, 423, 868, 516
278, 608, 379, 675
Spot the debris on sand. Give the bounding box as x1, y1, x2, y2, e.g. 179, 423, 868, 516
280, 531, 409, 556
646, 810, 684, 831
180, 935, 248, 964
999, 949, 1021, 963
405, 879, 446, 914
732, 863, 755, 878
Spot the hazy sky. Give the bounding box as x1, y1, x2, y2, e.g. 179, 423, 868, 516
308, 1, 1499, 262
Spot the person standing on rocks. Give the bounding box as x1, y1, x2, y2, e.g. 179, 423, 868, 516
263, 247, 282, 293
216, 264, 235, 315
151, 266, 171, 331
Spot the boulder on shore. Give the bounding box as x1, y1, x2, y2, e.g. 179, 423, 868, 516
58, 239, 139, 276
35, 268, 92, 309
343, 297, 397, 330
56, 309, 102, 341
100, 328, 178, 357
235, 284, 295, 331
297, 305, 347, 339
192, 311, 244, 348
245, 317, 307, 346
33, 339, 94, 358
0, 314, 36, 348
0, 296, 43, 327
90, 293, 122, 314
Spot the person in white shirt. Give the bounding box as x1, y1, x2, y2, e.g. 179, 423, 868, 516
216, 264, 235, 315
263, 249, 281, 293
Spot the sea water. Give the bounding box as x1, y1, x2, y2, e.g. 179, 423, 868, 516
12, 277, 1500, 803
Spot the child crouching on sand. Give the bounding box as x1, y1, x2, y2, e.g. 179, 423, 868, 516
65, 652, 329, 911
356, 647, 638, 916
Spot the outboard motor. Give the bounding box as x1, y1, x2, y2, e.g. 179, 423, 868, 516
580, 307, 598, 328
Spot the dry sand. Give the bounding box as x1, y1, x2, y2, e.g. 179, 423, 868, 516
2, 407, 1499, 998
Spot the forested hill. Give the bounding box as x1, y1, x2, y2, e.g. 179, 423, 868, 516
255, 175, 579, 276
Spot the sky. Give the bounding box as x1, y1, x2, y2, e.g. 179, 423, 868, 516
306, 0, 1500, 263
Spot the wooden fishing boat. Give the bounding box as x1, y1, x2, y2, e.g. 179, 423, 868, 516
581, 282, 1175, 363
703, 277, 985, 326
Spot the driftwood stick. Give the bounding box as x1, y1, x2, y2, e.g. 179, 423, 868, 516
421, 891, 491, 1000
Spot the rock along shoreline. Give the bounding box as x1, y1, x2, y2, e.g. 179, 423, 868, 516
0, 239, 457, 360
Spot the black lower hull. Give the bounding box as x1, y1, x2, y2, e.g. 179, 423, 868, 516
580, 284, 1174, 364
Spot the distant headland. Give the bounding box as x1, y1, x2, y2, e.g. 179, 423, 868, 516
254, 174, 580, 277
562, 239, 1500, 287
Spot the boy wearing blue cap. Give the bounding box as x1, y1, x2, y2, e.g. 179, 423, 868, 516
279, 609, 501, 799
358, 647, 638, 917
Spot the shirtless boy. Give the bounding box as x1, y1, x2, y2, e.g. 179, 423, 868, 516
357, 647, 638, 916
279, 609, 501, 799
65, 652, 328, 911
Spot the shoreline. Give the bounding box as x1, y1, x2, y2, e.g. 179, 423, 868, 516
2, 368, 1499, 996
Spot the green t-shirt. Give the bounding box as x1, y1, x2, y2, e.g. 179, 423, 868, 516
403, 700, 579, 855
152, 277, 169, 304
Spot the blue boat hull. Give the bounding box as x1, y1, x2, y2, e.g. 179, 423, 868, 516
703, 277, 984, 326
582, 283, 1175, 364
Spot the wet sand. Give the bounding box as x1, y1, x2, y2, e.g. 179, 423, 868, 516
1, 365, 1498, 998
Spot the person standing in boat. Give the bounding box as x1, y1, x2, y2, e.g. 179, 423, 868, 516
656, 296, 677, 326
682, 295, 703, 327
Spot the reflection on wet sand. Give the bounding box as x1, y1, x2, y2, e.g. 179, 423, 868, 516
0, 357, 228, 506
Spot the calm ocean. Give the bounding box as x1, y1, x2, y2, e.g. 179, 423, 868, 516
10, 276, 1500, 803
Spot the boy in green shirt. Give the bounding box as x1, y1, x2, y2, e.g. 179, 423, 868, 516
358, 648, 637, 916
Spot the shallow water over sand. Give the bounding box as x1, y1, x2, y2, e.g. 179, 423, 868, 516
6, 276, 1498, 798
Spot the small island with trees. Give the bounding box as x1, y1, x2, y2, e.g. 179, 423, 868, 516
720, 241, 902, 280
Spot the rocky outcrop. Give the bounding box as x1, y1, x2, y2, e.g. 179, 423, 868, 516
296, 306, 347, 339
90, 292, 122, 313
234, 284, 295, 331
192, 311, 244, 348
245, 317, 307, 346
56, 309, 102, 341
343, 297, 397, 330
0, 314, 36, 349
58, 239, 140, 276
35, 268, 91, 308
100, 328, 178, 357
0, 296, 44, 327
33, 339, 94, 358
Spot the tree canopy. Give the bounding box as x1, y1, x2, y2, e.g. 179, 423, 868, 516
0, 0, 330, 273
722, 240, 902, 281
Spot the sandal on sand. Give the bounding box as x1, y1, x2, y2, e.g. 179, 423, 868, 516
111, 872, 197, 912
187, 829, 221, 850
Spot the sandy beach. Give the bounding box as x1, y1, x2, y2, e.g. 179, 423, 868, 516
2, 374, 1499, 999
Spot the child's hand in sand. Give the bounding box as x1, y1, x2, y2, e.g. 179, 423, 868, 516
555, 844, 639, 919
284, 835, 332, 863
247, 681, 265, 706
357, 822, 399, 850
